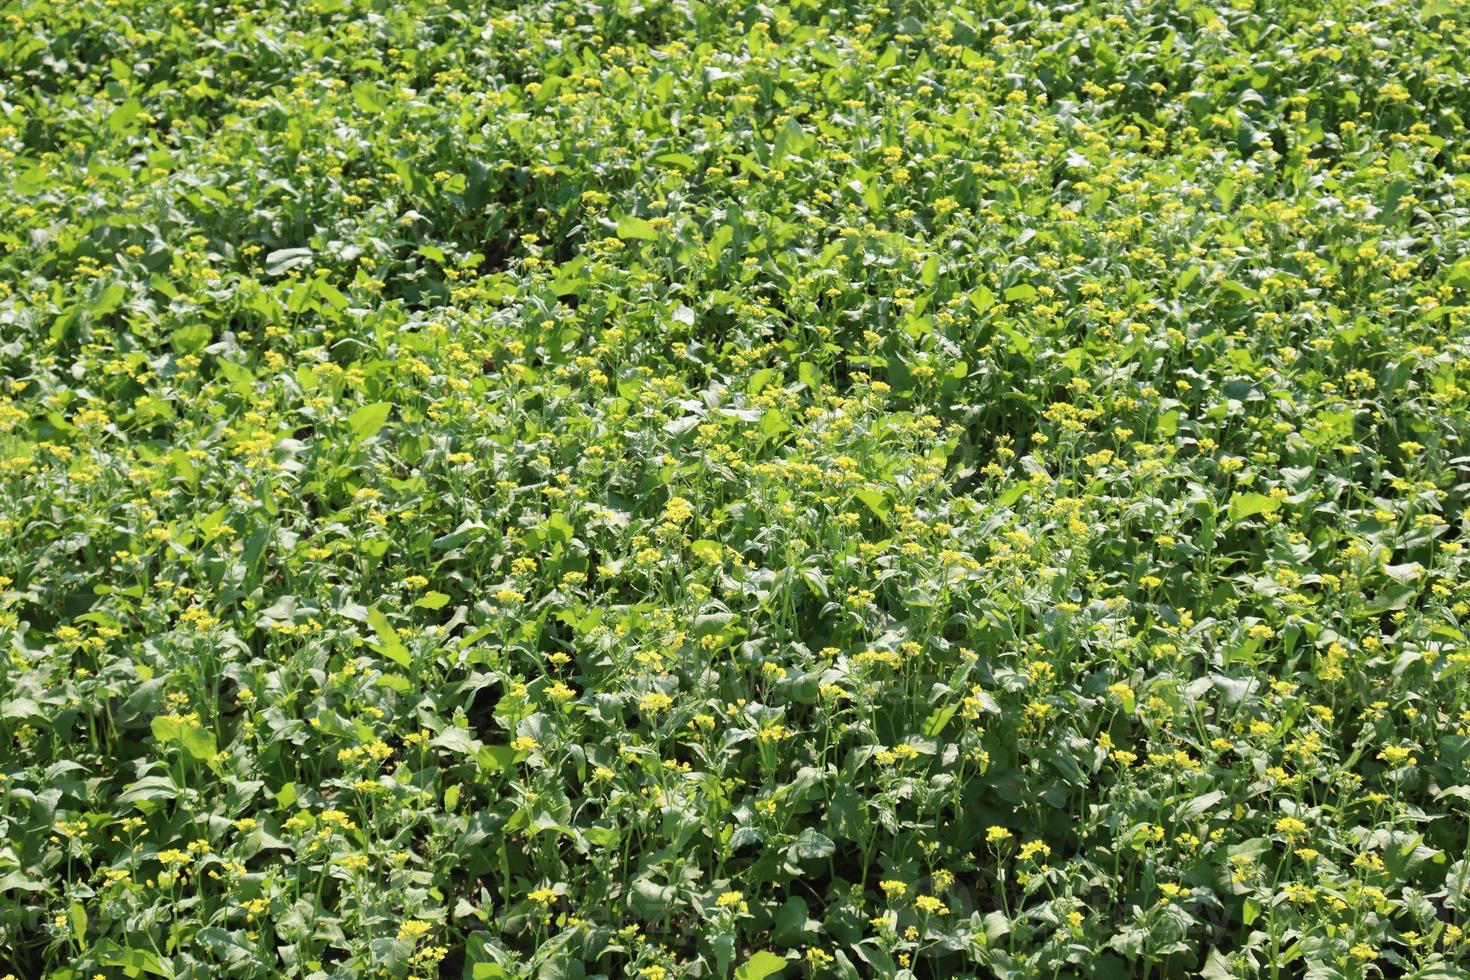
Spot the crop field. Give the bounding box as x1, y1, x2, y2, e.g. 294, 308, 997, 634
4, 0, 1470, 976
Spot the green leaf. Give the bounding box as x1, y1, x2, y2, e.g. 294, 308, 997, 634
693, 612, 736, 637
263, 247, 314, 276
921, 704, 958, 738
314, 279, 349, 311
1218, 279, 1258, 303
998, 482, 1027, 507
1446, 857, 1470, 911
544, 512, 574, 544
792, 827, 835, 860
115, 776, 180, 807
96, 939, 169, 977
92, 283, 127, 317
194, 928, 260, 966
376, 673, 412, 693
1307, 407, 1354, 447
150, 716, 217, 762
0, 871, 44, 894
970, 284, 994, 312
367, 608, 412, 667
477, 744, 518, 772
1227, 492, 1281, 524
2, 697, 44, 723
108, 99, 142, 135
1216, 176, 1236, 210
712, 929, 737, 980
920, 253, 939, 287
1181, 790, 1225, 818
616, 215, 658, 241
69, 902, 88, 945
707, 224, 735, 260
585, 824, 621, 848
735, 951, 787, 980
797, 361, 822, 391
771, 896, 812, 946
170, 324, 211, 354
50, 304, 81, 342
414, 591, 450, 610
760, 410, 790, 439
348, 402, 392, 443
630, 877, 676, 917
351, 81, 384, 113
853, 487, 888, 519
431, 727, 479, 755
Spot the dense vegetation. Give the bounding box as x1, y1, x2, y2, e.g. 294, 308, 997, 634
3, 0, 1470, 976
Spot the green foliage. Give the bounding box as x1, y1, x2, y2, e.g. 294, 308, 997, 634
1, 0, 1470, 977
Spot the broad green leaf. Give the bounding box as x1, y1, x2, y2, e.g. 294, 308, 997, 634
377, 673, 412, 693
922, 704, 958, 738
431, 727, 479, 755
263, 247, 314, 276
760, 410, 790, 439
920, 253, 939, 286
707, 224, 735, 259
853, 487, 888, 519
367, 608, 411, 667
92, 283, 127, 317
96, 939, 169, 977
69, 902, 88, 945
108, 99, 142, 135
544, 512, 574, 543
616, 215, 658, 241
771, 896, 812, 946
348, 402, 392, 442
792, 827, 834, 860
170, 324, 211, 354
797, 361, 821, 391
735, 951, 787, 980
1181, 790, 1225, 818
970, 284, 994, 312
0, 871, 44, 894
477, 744, 518, 772
116, 776, 181, 807
630, 877, 675, 917
352, 81, 384, 113
1228, 492, 1281, 524
150, 716, 217, 762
